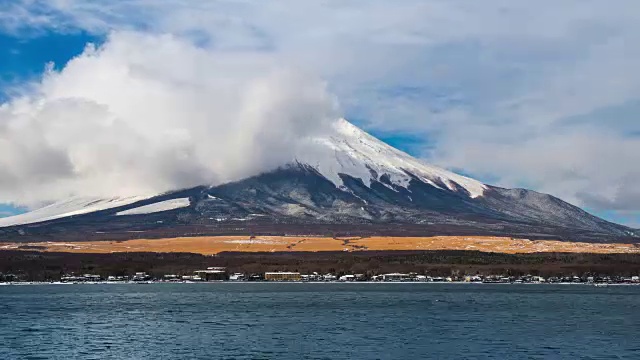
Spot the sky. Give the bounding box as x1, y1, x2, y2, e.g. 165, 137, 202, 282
0, 1, 639, 227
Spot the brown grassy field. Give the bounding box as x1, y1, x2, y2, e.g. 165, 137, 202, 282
2, 235, 640, 255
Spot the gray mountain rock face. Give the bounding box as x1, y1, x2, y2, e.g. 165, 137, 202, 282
0, 163, 637, 243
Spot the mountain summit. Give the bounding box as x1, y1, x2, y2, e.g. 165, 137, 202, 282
296, 119, 486, 198
0, 119, 637, 243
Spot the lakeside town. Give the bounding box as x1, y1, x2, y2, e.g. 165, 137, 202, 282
1, 267, 639, 285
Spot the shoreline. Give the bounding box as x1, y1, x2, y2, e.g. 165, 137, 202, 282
3, 249, 640, 282
2, 282, 639, 286
2, 280, 639, 286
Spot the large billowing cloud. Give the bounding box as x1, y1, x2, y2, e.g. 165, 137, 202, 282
0, 32, 339, 207
2, 1, 640, 225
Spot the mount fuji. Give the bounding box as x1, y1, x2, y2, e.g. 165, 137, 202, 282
0, 119, 637, 243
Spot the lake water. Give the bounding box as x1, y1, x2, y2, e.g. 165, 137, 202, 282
0, 283, 639, 359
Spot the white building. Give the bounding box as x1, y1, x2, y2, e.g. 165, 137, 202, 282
323, 274, 337, 281
381, 273, 412, 281
229, 273, 246, 281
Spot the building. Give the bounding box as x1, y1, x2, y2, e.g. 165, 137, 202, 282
381, 273, 412, 281
182, 275, 203, 281
264, 272, 301, 281
301, 272, 323, 282
132, 272, 151, 281
61, 274, 101, 282
207, 267, 227, 271
229, 273, 246, 281
323, 273, 337, 281
194, 267, 227, 281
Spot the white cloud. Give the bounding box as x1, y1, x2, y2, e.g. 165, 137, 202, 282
0, 31, 338, 207
2, 1, 640, 224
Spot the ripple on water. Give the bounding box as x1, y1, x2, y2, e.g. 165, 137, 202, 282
0, 284, 639, 359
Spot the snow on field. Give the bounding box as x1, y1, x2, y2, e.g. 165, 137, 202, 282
116, 198, 191, 216
224, 239, 287, 245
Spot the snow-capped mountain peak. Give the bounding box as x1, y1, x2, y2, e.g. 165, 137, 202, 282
299, 118, 486, 198
0, 118, 634, 243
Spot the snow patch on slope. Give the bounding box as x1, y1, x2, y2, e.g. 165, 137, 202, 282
116, 198, 191, 216
300, 119, 486, 198
0, 196, 148, 227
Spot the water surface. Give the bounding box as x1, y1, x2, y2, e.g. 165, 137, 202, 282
1, 283, 638, 359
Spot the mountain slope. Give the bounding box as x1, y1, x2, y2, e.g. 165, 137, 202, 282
0, 119, 637, 243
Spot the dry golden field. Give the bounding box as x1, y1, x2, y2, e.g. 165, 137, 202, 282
2, 235, 639, 255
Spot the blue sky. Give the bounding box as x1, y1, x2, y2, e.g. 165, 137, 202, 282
0, 1, 639, 227
0, 31, 99, 77
0, 31, 88, 215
